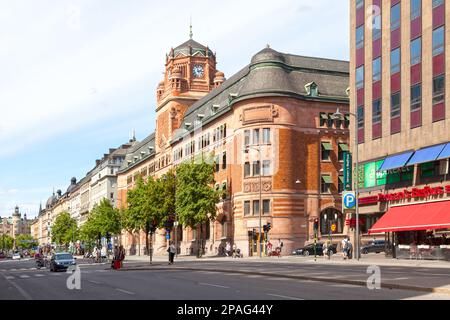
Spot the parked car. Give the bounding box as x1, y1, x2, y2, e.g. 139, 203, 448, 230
12, 252, 21, 260
0, 252, 6, 259
361, 240, 386, 254
49, 253, 76, 272
292, 243, 337, 256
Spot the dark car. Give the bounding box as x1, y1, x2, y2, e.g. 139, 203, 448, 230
49, 253, 76, 272
292, 243, 337, 256
0, 252, 6, 259
361, 240, 386, 254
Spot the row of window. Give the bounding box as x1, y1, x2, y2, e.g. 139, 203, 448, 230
243, 199, 271, 216
320, 141, 348, 162
244, 128, 271, 146
356, 0, 443, 43
244, 160, 272, 177
321, 175, 345, 194
357, 74, 445, 127
355, 7, 445, 88
319, 112, 350, 129
126, 154, 171, 185
173, 123, 228, 162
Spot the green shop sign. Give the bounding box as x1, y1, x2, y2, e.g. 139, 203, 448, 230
358, 159, 410, 188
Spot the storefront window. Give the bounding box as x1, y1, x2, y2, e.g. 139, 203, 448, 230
420, 161, 437, 178
360, 213, 383, 234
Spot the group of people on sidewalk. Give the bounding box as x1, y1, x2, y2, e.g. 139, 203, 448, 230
225, 242, 242, 258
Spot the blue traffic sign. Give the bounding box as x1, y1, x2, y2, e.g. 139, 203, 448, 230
343, 192, 356, 209
166, 233, 170, 240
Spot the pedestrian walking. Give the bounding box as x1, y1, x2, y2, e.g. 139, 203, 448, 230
232, 243, 237, 258
225, 242, 231, 257
342, 237, 349, 260
111, 246, 119, 269
276, 239, 284, 257
347, 240, 353, 260
119, 245, 125, 268
168, 242, 176, 265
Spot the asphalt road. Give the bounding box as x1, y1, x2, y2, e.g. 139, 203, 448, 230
0, 258, 449, 300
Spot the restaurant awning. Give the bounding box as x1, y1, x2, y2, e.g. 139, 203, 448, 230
368, 200, 450, 234
406, 143, 446, 166
378, 151, 414, 171
437, 143, 450, 160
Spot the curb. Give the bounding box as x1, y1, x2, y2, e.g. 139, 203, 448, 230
118, 266, 450, 296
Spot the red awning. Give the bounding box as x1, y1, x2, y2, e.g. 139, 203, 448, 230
369, 200, 450, 234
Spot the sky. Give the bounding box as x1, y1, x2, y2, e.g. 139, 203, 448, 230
0, 0, 349, 218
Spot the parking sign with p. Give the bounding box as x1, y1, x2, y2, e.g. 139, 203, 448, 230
343, 191, 356, 210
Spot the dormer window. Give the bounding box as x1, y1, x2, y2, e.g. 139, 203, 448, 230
305, 82, 319, 97
197, 114, 205, 119
211, 104, 220, 114
185, 122, 192, 128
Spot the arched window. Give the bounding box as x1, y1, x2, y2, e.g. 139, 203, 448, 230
320, 208, 344, 235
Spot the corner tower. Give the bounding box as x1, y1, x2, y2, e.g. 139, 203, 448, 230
155, 33, 222, 153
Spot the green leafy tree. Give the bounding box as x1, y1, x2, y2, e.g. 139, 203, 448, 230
15, 234, 38, 250
51, 211, 78, 249
175, 161, 221, 257
127, 176, 161, 257
1, 234, 14, 251
89, 198, 122, 253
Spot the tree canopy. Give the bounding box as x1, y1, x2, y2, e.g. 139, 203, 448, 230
80, 198, 122, 245
1, 234, 14, 251
15, 234, 38, 250
51, 211, 78, 247
175, 161, 221, 229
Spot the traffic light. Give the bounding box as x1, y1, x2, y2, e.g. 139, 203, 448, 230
267, 223, 271, 232
263, 225, 267, 233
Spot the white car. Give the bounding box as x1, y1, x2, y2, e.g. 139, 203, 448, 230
12, 253, 21, 260
13, 253, 21, 260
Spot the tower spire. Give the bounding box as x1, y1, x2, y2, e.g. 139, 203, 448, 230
189, 16, 193, 39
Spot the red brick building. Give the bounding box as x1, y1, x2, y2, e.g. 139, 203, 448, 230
117, 35, 349, 257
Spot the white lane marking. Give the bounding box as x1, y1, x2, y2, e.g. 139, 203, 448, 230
115, 288, 135, 295
19, 275, 30, 279
199, 282, 230, 289
6, 276, 15, 280
10, 269, 17, 271
34, 274, 45, 277
89, 280, 101, 284
20, 268, 27, 271
267, 293, 304, 300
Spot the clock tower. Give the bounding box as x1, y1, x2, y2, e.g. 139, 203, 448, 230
155, 33, 223, 154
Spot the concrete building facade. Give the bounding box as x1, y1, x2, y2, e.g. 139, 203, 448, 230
350, 0, 450, 258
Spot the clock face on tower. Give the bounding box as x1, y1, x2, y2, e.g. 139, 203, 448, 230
193, 65, 204, 78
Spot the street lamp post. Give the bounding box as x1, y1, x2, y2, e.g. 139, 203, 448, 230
332, 108, 360, 261
245, 145, 262, 258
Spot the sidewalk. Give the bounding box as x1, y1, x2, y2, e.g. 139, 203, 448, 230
123, 253, 450, 269
119, 253, 450, 296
